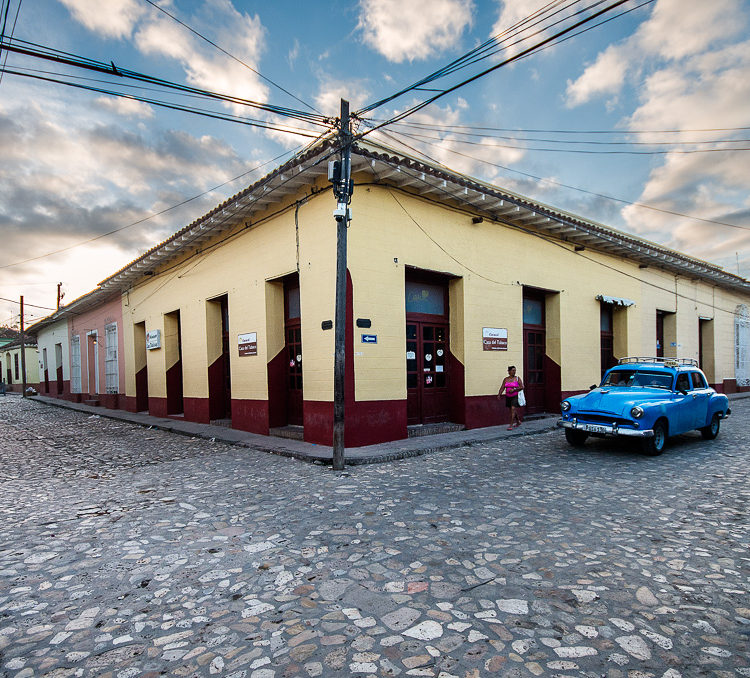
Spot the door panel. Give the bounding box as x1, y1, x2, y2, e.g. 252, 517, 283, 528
406, 321, 450, 425
286, 323, 303, 426
523, 328, 546, 414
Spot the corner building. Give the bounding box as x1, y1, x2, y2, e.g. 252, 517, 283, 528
94, 138, 750, 446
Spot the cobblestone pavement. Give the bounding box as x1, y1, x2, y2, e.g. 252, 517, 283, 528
0, 397, 748, 678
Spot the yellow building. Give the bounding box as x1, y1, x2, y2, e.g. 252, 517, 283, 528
1, 337, 39, 393
93, 138, 750, 446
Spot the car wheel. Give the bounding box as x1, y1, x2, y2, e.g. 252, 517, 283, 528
642, 420, 667, 456
565, 428, 588, 447
700, 413, 720, 440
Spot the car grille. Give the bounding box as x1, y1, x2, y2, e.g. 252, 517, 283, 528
577, 412, 633, 426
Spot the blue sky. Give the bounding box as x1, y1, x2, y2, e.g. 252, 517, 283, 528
1, 0, 749, 326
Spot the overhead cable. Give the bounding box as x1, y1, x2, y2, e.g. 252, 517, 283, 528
141, 0, 321, 116
378, 127, 750, 232
0, 146, 306, 270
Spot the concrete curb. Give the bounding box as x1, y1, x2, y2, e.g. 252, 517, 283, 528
25, 395, 558, 467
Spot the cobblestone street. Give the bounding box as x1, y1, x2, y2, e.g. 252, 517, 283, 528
1, 396, 748, 678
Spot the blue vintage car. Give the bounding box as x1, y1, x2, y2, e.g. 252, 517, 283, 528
558, 357, 731, 455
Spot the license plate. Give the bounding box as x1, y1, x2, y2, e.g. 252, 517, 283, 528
581, 424, 612, 434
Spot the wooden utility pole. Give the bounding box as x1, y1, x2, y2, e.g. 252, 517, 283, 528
20, 295, 27, 397
57, 282, 63, 310
332, 99, 353, 471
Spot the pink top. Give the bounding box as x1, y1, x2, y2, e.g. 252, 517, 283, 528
505, 379, 520, 394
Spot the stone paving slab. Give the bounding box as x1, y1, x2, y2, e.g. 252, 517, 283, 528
27, 395, 560, 465
0, 395, 748, 678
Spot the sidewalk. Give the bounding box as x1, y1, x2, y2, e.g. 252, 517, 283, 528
27, 395, 559, 466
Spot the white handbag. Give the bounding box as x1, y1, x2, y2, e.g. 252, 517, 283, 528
517, 390, 526, 407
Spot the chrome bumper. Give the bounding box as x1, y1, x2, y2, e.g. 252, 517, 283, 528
558, 419, 654, 438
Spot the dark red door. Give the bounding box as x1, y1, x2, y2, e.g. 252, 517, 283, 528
220, 297, 231, 418
285, 321, 303, 425
406, 321, 449, 425
656, 311, 665, 357
523, 294, 546, 414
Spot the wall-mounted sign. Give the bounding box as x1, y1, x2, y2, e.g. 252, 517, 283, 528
238, 332, 257, 356
361, 334, 377, 344
483, 327, 508, 351
146, 329, 161, 350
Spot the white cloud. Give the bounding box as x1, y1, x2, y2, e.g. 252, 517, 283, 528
315, 78, 371, 118
490, 0, 564, 58
358, 0, 474, 62
134, 5, 268, 114
369, 101, 525, 181
94, 97, 154, 119
565, 44, 629, 108
57, 0, 144, 39
637, 0, 744, 60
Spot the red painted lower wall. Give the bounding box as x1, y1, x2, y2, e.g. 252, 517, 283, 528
183, 397, 210, 424
149, 397, 168, 418
99, 394, 120, 409
303, 399, 408, 447
232, 399, 270, 435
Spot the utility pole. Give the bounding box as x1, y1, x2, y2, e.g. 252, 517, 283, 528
331, 99, 353, 471
57, 282, 63, 310
20, 296, 27, 397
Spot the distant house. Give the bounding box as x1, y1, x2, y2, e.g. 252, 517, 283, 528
0, 336, 39, 392
0, 327, 20, 348
27, 288, 125, 406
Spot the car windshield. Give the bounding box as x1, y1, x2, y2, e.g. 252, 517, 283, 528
601, 369, 673, 389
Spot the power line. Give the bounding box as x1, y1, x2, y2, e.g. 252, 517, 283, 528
357, 0, 644, 133
375, 121, 750, 136
141, 0, 321, 116
358, 0, 587, 115
0, 67, 325, 137
374, 172, 748, 316
0, 0, 21, 85
0, 296, 56, 310
386, 128, 750, 155
0, 146, 305, 270
378, 121, 750, 146
380, 127, 750, 232
0, 37, 329, 125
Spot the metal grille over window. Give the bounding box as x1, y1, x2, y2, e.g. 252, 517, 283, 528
71, 336, 81, 393
105, 323, 119, 394
736, 304, 750, 386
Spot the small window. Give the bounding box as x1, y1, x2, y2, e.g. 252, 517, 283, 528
675, 373, 691, 392
523, 298, 544, 326
286, 286, 300, 320
691, 372, 706, 389
405, 281, 445, 315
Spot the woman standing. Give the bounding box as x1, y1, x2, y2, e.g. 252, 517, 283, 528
497, 365, 524, 430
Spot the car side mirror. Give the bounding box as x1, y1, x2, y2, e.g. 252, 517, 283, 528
589, 384, 597, 391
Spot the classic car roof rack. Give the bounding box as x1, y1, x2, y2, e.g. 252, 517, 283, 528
617, 357, 699, 367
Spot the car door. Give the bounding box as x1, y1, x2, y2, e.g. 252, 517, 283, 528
673, 372, 696, 434
689, 371, 710, 428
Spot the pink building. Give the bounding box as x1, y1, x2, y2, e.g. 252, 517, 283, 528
29, 289, 126, 409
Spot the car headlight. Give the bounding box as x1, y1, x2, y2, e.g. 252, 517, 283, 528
630, 406, 644, 419
561, 401, 571, 412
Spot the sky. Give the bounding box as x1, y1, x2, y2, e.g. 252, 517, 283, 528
1, 0, 749, 328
